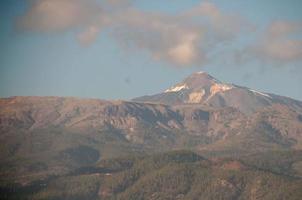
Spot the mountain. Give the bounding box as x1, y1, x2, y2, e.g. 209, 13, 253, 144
1, 72, 302, 199
134, 71, 302, 114
2, 150, 302, 200
1, 96, 302, 185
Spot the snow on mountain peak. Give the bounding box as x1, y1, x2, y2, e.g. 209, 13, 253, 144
211, 83, 233, 94
165, 84, 189, 93
248, 89, 271, 98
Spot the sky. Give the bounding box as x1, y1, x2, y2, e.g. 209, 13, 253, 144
0, 0, 302, 100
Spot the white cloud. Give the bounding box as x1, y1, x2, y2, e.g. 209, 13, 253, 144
16, 0, 251, 66
16, 0, 102, 32
105, 2, 248, 66
77, 25, 101, 46
250, 21, 302, 63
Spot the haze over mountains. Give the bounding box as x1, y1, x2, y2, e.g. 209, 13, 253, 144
1, 72, 302, 200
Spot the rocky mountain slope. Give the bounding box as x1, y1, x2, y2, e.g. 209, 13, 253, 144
134, 71, 302, 114
1, 72, 302, 199
1, 95, 302, 156
2, 150, 302, 200
1, 96, 302, 185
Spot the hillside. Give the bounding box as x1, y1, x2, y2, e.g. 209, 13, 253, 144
1, 72, 302, 199
2, 150, 302, 200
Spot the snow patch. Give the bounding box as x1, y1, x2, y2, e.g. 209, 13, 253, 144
205, 83, 233, 101
187, 89, 205, 103
249, 89, 271, 98
165, 84, 188, 93
210, 83, 233, 95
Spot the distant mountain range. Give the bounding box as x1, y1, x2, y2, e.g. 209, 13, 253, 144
1, 72, 302, 200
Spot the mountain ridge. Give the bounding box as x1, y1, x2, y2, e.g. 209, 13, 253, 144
1, 72, 302, 199
133, 71, 302, 114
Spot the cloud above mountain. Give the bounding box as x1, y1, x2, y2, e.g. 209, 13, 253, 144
16, 0, 103, 32
16, 0, 302, 67
250, 21, 302, 63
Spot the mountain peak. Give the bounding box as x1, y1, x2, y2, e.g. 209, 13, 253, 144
162, 72, 234, 105
164, 71, 222, 93
134, 71, 302, 114
185, 71, 220, 84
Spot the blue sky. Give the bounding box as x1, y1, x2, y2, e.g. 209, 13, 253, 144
1, 0, 302, 100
